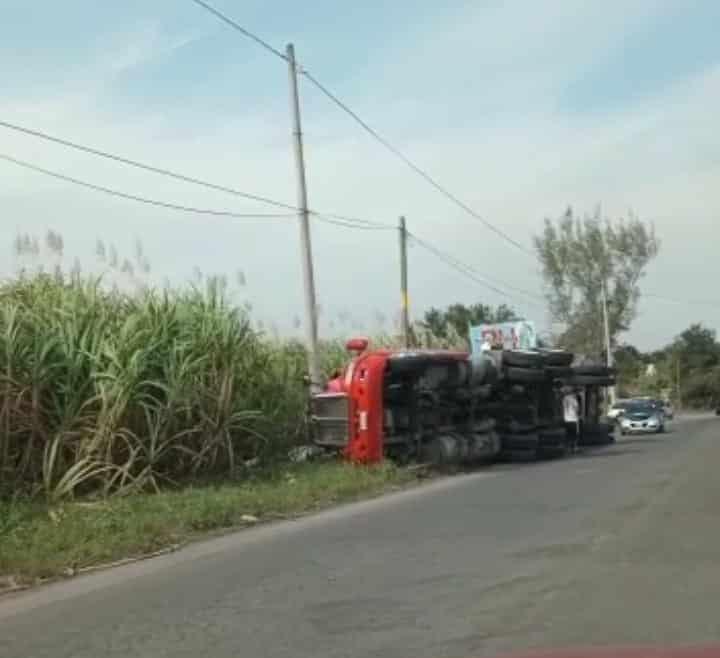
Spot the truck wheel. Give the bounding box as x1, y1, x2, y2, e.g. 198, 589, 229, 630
538, 350, 574, 367
569, 374, 616, 387
537, 427, 568, 459
502, 350, 544, 369
545, 365, 573, 379
572, 364, 615, 376
504, 366, 546, 384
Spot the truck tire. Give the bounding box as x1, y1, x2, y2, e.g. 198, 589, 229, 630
570, 375, 616, 387
545, 366, 573, 379
572, 364, 615, 376
539, 426, 567, 444
538, 427, 568, 458
420, 435, 460, 465
500, 432, 540, 452
505, 366, 547, 384
502, 350, 544, 369
579, 421, 614, 445
539, 350, 574, 367
497, 421, 537, 434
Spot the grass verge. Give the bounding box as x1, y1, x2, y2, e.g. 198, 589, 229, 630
0, 461, 415, 588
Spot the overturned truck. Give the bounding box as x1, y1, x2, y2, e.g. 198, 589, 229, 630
310, 338, 615, 465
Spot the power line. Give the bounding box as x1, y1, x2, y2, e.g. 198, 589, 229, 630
300, 71, 535, 257
0, 119, 298, 212
408, 232, 544, 309
409, 231, 544, 302
0, 119, 394, 230
184, 1, 534, 257
0, 154, 295, 221
189, 0, 288, 61
313, 213, 394, 231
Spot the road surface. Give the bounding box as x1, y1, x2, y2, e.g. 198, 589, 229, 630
2, 416, 720, 657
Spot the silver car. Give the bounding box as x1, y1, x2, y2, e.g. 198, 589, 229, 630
619, 401, 665, 435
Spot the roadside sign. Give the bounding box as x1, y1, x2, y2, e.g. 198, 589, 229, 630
469, 320, 538, 354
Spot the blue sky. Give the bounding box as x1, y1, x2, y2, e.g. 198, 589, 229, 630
2, 0, 720, 348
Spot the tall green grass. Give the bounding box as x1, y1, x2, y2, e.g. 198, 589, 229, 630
0, 275, 312, 501
0, 275, 465, 503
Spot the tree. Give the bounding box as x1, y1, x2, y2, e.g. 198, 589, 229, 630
611, 324, 720, 408
614, 343, 643, 395
660, 324, 720, 407
534, 207, 659, 357
676, 324, 720, 371
422, 302, 520, 341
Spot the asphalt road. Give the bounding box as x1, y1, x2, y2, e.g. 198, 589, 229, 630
2, 416, 720, 657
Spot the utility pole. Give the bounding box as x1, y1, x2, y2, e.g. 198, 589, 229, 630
601, 279, 616, 406
676, 350, 682, 411
286, 43, 321, 392
398, 216, 410, 348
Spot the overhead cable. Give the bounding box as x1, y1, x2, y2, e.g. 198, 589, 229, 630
185, 2, 534, 257
189, 0, 288, 61
409, 232, 544, 308
0, 154, 296, 220
0, 119, 393, 229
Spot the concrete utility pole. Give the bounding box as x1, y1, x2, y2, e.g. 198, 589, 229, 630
398, 216, 410, 348
286, 43, 321, 392
601, 278, 616, 406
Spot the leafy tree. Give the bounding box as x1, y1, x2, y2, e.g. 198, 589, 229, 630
615, 324, 720, 408
613, 343, 643, 395
534, 207, 659, 357
422, 302, 519, 341
675, 324, 720, 370
422, 307, 449, 339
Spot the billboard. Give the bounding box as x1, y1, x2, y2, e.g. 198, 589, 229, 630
469, 320, 538, 354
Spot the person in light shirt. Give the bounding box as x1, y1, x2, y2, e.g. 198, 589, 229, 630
563, 387, 580, 453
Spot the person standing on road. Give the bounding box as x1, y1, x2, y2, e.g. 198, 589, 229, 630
563, 387, 580, 453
